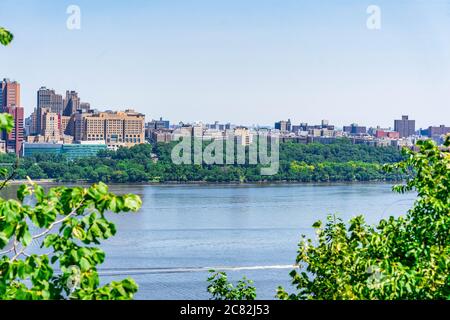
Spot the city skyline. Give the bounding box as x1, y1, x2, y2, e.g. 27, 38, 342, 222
1, 1, 450, 128
3, 78, 448, 132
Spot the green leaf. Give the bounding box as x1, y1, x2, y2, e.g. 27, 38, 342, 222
72, 226, 86, 240
123, 194, 142, 212
0, 27, 14, 46
0, 113, 14, 132
79, 257, 91, 271
17, 184, 32, 202
22, 229, 32, 247
0, 231, 9, 249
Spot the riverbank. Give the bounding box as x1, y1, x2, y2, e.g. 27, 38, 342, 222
6, 178, 403, 186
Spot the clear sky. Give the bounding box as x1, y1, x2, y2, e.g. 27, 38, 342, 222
1, 0, 450, 128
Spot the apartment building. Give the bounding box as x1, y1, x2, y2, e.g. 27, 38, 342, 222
0, 79, 24, 154
80, 110, 145, 148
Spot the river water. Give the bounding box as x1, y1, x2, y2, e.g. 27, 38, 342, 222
1, 183, 415, 299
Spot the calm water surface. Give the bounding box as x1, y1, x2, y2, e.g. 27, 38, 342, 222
2, 183, 415, 299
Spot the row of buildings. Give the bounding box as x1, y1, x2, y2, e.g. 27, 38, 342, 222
147, 116, 449, 149
1, 77, 449, 159
0, 78, 146, 157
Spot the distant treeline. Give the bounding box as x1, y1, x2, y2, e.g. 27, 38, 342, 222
0, 139, 406, 183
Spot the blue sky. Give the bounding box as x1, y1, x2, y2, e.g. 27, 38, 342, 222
1, 0, 450, 128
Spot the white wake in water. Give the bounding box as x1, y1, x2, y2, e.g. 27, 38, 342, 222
97, 265, 298, 276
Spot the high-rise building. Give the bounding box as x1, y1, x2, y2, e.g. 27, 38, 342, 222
5, 106, 24, 154
234, 127, 253, 146
274, 119, 292, 132
148, 117, 170, 130
0, 78, 20, 111
61, 115, 72, 135
73, 111, 91, 142
1, 79, 24, 155
192, 123, 203, 138
63, 90, 81, 116
42, 111, 61, 142
79, 102, 90, 113
394, 115, 415, 138
343, 123, 367, 135
28, 108, 38, 135
37, 87, 64, 114
37, 87, 63, 134
75, 109, 145, 148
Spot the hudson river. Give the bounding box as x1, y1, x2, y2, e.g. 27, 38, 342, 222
2, 183, 415, 299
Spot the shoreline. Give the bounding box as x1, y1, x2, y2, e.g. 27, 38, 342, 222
5, 179, 402, 187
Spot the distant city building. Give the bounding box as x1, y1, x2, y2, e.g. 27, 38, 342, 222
37, 87, 63, 133
426, 125, 450, 137
274, 119, 291, 132
343, 123, 367, 136
73, 111, 91, 141
5, 105, 24, 154
148, 117, 170, 130
192, 123, 204, 137
61, 115, 72, 135
80, 109, 145, 148
63, 90, 81, 116
394, 115, 415, 138
375, 129, 400, 139
22, 142, 107, 160
1, 79, 24, 154
27, 108, 38, 135
79, 102, 91, 113
206, 121, 232, 131
151, 130, 173, 143
146, 117, 170, 139
42, 111, 61, 142
234, 127, 253, 146
172, 125, 194, 141
0, 78, 20, 110
309, 128, 334, 137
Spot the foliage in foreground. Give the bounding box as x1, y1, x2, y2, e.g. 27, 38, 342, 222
0, 181, 142, 300
208, 137, 450, 300
0, 112, 143, 300
207, 271, 256, 300
0, 27, 13, 46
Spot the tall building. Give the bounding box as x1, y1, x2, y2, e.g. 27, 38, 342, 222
274, 119, 292, 132
75, 109, 145, 148
79, 102, 90, 113
5, 106, 24, 154
37, 87, 63, 134
192, 123, 203, 137
0, 78, 20, 111
28, 108, 38, 135
0, 79, 24, 155
63, 90, 81, 116
42, 111, 61, 142
61, 115, 72, 135
234, 127, 253, 146
37, 87, 64, 114
394, 115, 416, 138
148, 117, 170, 130
73, 111, 91, 142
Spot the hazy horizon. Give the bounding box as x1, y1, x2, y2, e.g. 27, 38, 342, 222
1, 0, 450, 128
